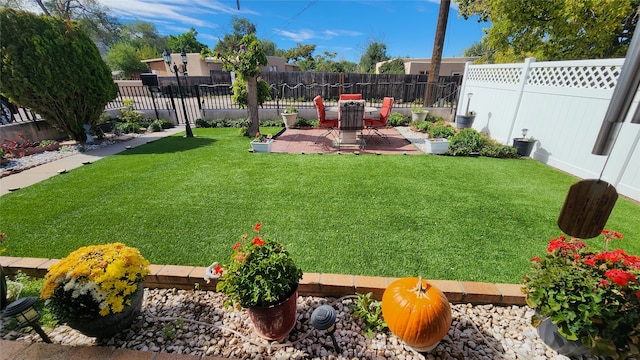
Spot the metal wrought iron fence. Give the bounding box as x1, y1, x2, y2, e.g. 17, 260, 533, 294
105, 80, 460, 122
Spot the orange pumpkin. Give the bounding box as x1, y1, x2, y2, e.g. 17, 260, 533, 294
381, 277, 452, 351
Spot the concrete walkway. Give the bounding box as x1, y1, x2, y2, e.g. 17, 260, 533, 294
0, 126, 186, 196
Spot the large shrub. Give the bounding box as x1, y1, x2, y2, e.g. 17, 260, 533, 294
0, 9, 118, 142
447, 128, 486, 156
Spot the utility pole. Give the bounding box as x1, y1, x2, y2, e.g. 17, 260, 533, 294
425, 0, 450, 108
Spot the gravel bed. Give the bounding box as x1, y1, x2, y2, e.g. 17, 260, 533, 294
1, 288, 587, 360
0, 136, 138, 177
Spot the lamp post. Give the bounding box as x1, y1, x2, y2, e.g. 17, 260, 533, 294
2, 297, 52, 343
162, 50, 193, 138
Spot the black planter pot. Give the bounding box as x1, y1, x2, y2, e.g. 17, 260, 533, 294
537, 316, 591, 357
513, 138, 535, 157
0, 264, 7, 310
455, 115, 475, 129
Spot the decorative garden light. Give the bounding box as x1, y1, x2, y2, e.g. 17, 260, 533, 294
522, 128, 528, 138
465, 92, 473, 115
311, 305, 341, 352
2, 297, 52, 343
162, 49, 193, 138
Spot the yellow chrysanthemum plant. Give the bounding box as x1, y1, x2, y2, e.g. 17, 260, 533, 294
41, 243, 150, 320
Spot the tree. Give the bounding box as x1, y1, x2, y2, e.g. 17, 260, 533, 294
120, 21, 168, 55
285, 43, 316, 63
261, 38, 277, 56
105, 42, 148, 77
167, 27, 207, 53
210, 33, 268, 136
378, 58, 406, 74
463, 37, 494, 63
0, 9, 118, 141
24, 0, 122, 47
455, 0, 640, 62
214, 16, 256, 54
359, 42, 390, 73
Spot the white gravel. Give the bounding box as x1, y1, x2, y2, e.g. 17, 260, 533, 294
0, 140, 124, 177
1, 288, 592, 360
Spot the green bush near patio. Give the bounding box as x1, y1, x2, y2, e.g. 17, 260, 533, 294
0, 128, 639, 284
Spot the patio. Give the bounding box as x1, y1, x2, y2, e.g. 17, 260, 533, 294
270, 127, 424, 155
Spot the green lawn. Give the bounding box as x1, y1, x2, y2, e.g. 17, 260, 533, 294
1, 127, 639, 284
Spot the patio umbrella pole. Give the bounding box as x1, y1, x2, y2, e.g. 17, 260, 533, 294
558, 22, 640, 238
592, 26, 640, 155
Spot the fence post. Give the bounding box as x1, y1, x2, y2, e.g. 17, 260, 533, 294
504, 57, 536, 144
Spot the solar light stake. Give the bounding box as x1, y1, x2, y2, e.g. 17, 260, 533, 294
2, 297, 52, 343
311, 305, 341, 353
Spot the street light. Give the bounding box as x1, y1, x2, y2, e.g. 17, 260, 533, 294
163, 49, 193, 138
2, 297, 52, 343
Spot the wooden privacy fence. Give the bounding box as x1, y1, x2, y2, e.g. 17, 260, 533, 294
457, 58, 640, 202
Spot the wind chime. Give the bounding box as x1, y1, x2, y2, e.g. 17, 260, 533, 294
557, 27, 640, 238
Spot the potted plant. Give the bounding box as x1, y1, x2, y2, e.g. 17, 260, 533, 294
249, 132, 273, 153
512, 128, 536, 157
206, 223, 303, 341
455, 92, 476, 129
40, 243, 150, 338
425, 125, 455, 154
522, 230, 640, 358
281, 106, 298, 129
411, 106, 428, 122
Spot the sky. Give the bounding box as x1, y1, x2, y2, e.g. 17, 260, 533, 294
98, 0, 488, 63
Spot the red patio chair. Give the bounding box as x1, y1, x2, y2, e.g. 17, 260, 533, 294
339, 94, 362, 100
364, 97, 394, 143
313, 96, 338, 144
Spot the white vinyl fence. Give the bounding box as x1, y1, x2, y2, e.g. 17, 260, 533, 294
457, 58, 640, 202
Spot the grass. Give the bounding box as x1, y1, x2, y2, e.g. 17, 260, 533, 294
1, 127, 639, 284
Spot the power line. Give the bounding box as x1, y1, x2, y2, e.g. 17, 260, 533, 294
270, 0, 318, 39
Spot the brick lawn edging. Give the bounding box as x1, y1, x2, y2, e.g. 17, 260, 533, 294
0, 256, 526, 306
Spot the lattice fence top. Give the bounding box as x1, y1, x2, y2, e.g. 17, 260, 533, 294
466, 67, 523, 84
467, 60, 622, 90
527, 65, 620, 89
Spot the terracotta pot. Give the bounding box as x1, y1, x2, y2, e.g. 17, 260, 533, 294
247, 285, 298, 341
65, 284, 144, 338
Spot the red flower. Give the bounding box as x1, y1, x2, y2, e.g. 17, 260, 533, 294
214, 265, 223, 274
605, 269, 636, 287
531, 257, 541, 262
636, 291, 640, 298
233, 242, 242, 251
602, 229, 623, 240
583, 258, 596, 267
253, 236, 265, 246
600, 279, 610, 287
254, 223, 262, 232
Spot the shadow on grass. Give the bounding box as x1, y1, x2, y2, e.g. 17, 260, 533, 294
118, 136, 217, 155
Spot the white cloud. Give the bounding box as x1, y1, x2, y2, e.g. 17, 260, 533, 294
96, 0, 236, 29
274, 28, 362, 42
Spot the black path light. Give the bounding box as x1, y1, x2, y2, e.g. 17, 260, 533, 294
2, 296, 52, 343
311, 304, 341, 353
162, 49, 194, 138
